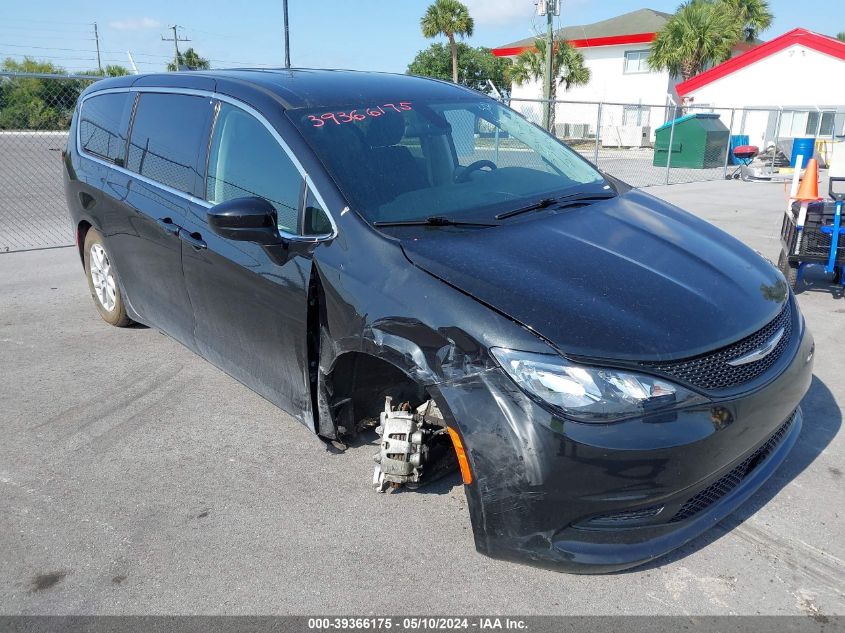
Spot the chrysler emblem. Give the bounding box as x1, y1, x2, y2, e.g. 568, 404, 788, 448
726, 327, 785, 367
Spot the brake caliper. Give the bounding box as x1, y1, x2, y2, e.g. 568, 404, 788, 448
373, 398, 445, 492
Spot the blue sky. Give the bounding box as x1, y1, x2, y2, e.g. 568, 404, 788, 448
1, 0, 837, 75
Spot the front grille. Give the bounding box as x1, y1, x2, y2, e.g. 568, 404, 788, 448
669, 411, 796, 523
583, 505, 664, 527
640, 300, 792, 391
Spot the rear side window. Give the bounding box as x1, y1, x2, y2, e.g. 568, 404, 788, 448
206, 102, 304, 234
126, 92, 214, 195
78, 92, 132, 164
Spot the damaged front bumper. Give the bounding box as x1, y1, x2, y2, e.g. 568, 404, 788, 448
430, 328, 814, 573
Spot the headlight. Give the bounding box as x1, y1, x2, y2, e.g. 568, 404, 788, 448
491, 348, 704, 423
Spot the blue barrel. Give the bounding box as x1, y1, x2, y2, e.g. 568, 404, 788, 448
729, 135, 750, 165
791, 137, 815, 167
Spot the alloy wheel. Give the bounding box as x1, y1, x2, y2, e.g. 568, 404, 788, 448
89, 243, 117, 312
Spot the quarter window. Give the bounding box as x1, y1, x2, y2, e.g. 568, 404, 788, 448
79, 92, 132, 164
206, 102, 303, 234
126, 92, 214, 195
303, 188, 332, 236
624, 50, 650, 74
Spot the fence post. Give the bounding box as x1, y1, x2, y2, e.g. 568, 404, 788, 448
593, 102, 603, 165
771, 108, 783, 172
723, 108, 736, 179
665, 105, 677, 185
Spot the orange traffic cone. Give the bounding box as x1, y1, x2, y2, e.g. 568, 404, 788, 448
793, 158, 821, 236
795, 158, 821, 201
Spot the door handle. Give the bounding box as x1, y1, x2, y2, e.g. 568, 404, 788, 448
156, 217, 180, 235
178, 229, 207, 250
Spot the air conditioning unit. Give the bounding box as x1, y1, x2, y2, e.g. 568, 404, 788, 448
601, 125, 652, 148
556, 123, 591, 140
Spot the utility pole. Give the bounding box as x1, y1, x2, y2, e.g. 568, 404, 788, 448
283, 0, 291, 68
162, 25, 190, 70
538, 0, 559, 131
93, 22, 103, 74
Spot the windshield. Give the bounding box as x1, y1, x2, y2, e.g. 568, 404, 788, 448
287, 98, 606, 224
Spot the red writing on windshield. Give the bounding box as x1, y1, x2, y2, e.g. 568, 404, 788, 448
308, 102, 412, 128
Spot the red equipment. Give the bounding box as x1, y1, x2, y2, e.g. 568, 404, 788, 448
728, 145, 760, 180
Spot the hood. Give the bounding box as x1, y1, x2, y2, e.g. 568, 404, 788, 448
399, 189, 788, 362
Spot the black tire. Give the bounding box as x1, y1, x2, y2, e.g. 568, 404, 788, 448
777, 250, 799, 291
83, 228, 132, 327
834, 267, 843, 285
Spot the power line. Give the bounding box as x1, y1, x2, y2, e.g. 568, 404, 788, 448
1, 43, 276, 69
0, 26, 91, 34
179, 26, 241, 40
0, 44, 180, 61
0, 52, 96, 63
0, 43, 99, 52
3, 16, 93, 25
0, 35, 95, 42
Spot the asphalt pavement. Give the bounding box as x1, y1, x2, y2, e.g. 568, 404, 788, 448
0, 178, 843, 615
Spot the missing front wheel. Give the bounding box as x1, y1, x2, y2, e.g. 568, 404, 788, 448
372, 397, 456, 492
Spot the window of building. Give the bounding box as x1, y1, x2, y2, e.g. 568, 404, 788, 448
806, 111, 836, 137
78, 92, 133, 164
206, 102, 304, 234
624, 50, 651, 74
126, 92, 214, 195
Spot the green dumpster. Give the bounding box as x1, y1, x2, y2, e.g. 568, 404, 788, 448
653, 113, 729, 168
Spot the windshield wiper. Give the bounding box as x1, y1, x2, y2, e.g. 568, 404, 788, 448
495, 192, 616, 220
373, 216, 498, 228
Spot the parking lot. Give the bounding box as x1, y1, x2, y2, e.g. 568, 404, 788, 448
1, 177, 843, 616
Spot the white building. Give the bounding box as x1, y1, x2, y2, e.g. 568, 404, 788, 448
677, 29, 845, 148
492, 8, 711, 143
493, 8, 680, 108
495, 13, 845, 152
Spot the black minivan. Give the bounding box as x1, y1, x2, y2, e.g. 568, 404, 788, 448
64, 69, 814, 573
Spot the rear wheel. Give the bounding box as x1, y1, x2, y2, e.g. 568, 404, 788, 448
83, 228, 131, 327
777, 250, 799, 291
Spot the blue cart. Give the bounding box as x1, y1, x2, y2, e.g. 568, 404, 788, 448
778, 177, 845, 290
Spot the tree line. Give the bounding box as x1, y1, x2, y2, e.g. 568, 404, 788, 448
4, 1, 840, 131
0, 48, 211, 130
409, 0, 591, 107
407, 0, 784, 108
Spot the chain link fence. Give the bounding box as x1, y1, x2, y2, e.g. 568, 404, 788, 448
510, 97, 843, 188
0, 72, 100, 252
1, 71, 843, 253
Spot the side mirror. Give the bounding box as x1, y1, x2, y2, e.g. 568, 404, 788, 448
207, 197, 282, 245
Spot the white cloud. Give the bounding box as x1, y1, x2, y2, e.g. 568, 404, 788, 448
108, 17, 161, 31
464, 0, 537, 26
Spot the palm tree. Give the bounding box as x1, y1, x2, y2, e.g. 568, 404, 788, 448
420, 0, 474, 84
837, 32, 845, 42
509, 38, 590, 131
648, 0, 743, 81
720, 0, 773, 42
167, 48, 211, 71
